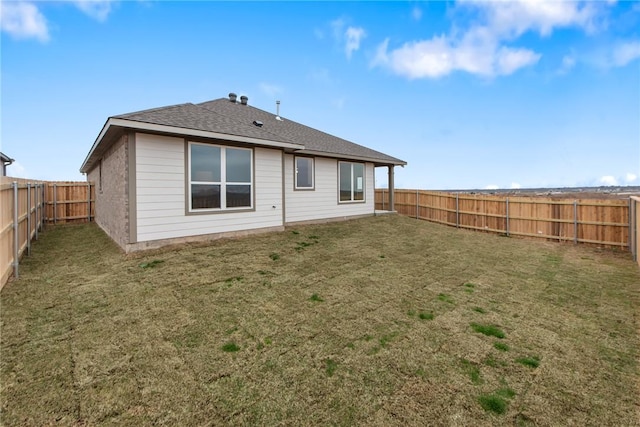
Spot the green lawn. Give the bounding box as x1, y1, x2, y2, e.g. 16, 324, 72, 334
1, 216, 639, 426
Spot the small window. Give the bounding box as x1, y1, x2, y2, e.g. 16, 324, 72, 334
188, 142, 253, 212
338, 161, 365, 202
295, 157, 314, 190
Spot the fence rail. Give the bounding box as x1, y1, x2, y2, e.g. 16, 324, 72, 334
1, 177, 94, 289
376, 189, 632, 250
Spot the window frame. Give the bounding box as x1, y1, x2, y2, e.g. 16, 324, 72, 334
187, 141, 254, 214
337, 161, 366, 204
294, 156, 315, 191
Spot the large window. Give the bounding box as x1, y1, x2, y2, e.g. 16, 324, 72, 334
295, 156, 314, 190
189, 142, 252, 211
339, 161, 365, 202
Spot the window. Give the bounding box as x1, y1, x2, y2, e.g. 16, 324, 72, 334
189, 142, 252, 211
295, 156, 314, 189
339, 161, 365, 202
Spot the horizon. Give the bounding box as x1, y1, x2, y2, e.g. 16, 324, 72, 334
1, 1, 639, 190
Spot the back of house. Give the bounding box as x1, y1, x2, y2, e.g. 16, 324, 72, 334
80, 93, 406, 252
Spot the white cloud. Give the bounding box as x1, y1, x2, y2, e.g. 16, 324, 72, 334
372, 33, 540, 79
73, 0, 115, 22
330, 18, 366, 59
599, 175, 618, 186
625, 173, 638, 183
372, 0, 611, 79
496, 46, 541, 75
558, 54, 576, 74
412, 6, 423, 22
485, 184, 499, 190
0, 1, 49, 42
511, 182, 521, 189
466, 0, 601, 38
259, 83, 283, 98
345, 26, 366, 59
611, 40, 640, 67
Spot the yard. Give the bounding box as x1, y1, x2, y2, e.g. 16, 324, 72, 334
1, 215, 639, 426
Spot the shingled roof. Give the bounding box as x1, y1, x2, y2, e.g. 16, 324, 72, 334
80, 96, 405, 173
197, 98, 406, 165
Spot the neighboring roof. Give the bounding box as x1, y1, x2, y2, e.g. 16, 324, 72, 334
1, 152, 14, 165
80, 97, 406, 173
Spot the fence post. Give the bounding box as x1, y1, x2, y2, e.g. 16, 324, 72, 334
506, 197, 510, 236
382, 189, 385, 211
53, 183, 57, 224
629, 198, 635, 260
12, 181, 19, 279
87, 182, 91, 222
27, 183, 32, 256
416, 189, 419, 219
573, 200, 578, 244
456, 193, 460, 228
35, 184, 39, 240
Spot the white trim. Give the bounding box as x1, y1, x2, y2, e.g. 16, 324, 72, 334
338, 161, 366, 204
294, 156, 314, 190
188, 142, 253, 212
295, 149, 406, 166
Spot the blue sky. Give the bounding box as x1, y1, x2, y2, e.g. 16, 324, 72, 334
1, 0, 639, 190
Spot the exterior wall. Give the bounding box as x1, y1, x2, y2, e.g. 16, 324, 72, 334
284, 154, 375, 224
86, 134, 129, 249
134, 133, 284, 245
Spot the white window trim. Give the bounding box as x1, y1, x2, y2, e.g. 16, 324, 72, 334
188, 141, 253, 212
338, 161, 366, 204
294, 156, 315, 190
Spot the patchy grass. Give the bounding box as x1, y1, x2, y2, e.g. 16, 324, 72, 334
516, 356, 541, 368
325, 359, 338, 377
478, 393, 508, 414
139, 259, 164, 269
221, 342, 240, 352
494, 342, 510, 352
418, 311, 434, 320
471, 323, 506, 339
309, 293, 324, 302
1, 216, 639, 426
437, 293, 455, 304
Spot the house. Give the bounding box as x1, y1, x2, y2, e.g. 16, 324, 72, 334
1, 152, 14, 177
79, 93, 406, 252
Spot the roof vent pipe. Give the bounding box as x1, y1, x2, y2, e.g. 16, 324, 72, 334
240, 95, 248, 105
229, 93, 237, 103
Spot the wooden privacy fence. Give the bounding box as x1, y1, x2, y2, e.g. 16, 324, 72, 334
376, 189, 632, 250
631, 197, 640, 266
1, 177, 94, 289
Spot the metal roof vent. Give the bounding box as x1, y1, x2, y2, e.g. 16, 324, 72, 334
240, 95, 248, 105
275, 100, 282, 121
228, 93, 237, 103
253, 120, 263, 127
